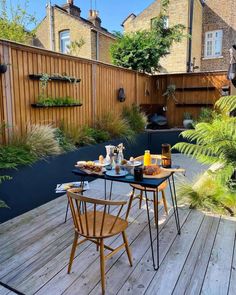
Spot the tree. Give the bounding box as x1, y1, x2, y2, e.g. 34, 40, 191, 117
67, 38, 86, 56
110, 0, 185, 73
0, 0, 37, 44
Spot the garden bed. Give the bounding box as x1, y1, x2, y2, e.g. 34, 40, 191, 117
0, 130, 184, 223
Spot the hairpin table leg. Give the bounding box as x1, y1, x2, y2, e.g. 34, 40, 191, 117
145, 187, 159, 270
168, 175, 181, 234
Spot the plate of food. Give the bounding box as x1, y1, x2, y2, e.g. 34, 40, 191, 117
94, 155, 110, 167
121, 159, 142, 167
143, 165, 171, 179
75, 161, 106, 175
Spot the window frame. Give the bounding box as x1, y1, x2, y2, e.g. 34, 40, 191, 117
59, 30, 70, 54
204, 29, 223, 59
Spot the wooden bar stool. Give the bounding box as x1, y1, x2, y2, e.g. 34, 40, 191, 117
67, 188, 133, 295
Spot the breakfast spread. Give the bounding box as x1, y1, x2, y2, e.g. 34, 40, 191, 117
75, 161, 103, 173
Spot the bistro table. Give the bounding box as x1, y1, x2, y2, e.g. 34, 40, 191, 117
71, 168, 181, 270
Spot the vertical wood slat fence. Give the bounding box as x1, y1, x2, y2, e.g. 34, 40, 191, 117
151, 72, 229, 127
0, 40, 152, 142
0, 39, 229, 142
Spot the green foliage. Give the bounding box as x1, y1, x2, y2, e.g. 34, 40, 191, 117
85, 128, 110, 144
174, 95, 236, 215
63, 125, 96, 146
36, 96, 81, 107
215, 95, 236, 113
95, 112, 135, 142
122, 104, 147, 133
0, 0, 37, 43
54, 128, 75, 152
177, 173, 236, 216
183, 112, 193, 120
195, 107, 216, 124
67, 38, 85, 56
110, 1, 185, 73
0, 144, 37, 169
25, 125, 62, 158
162, 84, 177, 103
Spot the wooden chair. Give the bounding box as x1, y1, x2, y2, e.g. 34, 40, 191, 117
67, 188, 132, 295
130, 155, 168, 224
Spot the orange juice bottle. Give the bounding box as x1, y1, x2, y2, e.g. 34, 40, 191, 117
143, 150, 151, 166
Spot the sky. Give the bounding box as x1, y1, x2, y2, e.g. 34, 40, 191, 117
9, 0, 154, 32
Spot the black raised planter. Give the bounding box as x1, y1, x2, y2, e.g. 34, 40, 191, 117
31, 103, 82, 108
0, 130, 185, 223
29, 74, 81, 83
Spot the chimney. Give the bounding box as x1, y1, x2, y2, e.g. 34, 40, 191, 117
88, 9, 101, 28
62, 0, 81, 18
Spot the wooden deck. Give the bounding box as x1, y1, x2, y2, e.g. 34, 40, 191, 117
0, 156, 236, 295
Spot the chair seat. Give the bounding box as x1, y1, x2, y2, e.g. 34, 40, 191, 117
79, 211, 128, 238
130, 181, 167, 192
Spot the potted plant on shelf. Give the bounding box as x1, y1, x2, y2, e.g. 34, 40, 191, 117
183, 112, 193, 129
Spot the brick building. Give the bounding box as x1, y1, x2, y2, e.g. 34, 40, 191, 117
34, 0, 116, 63
122, 0, 235, 73
201, 0, 236, 71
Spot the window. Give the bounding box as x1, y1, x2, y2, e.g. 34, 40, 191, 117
59, 30, 70, 54
150, 16, 169, 29
163, 16, 169, 29
204, 30, 223, 58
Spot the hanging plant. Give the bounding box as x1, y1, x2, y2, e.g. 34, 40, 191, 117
162, 84, 178, 103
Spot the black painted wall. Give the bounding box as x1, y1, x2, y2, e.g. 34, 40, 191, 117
0, 131, 184, 223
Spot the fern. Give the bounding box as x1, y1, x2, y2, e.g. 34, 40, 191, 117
174, 96, 236, 215
215, 95, 236, 113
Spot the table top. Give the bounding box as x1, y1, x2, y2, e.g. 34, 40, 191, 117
72, 168, 173, 188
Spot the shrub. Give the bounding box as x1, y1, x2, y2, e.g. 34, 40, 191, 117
95, 112, 135, 142
174, 96, 236, 215
25, 125, 62, 158
54, 128, 75, 152
122, 104, 147, 133
177, 173, 236, 216
86, 128, 110, 143
195, 107, 217, 124
63, 125, 96, 146
0, 144, 37, 169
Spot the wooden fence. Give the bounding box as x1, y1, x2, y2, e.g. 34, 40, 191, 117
0, 39, 229, 141
151, 72, 229, 127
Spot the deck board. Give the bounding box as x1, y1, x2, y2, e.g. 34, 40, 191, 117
201, 218, 236, 295
173, 215, 220, 295
0, 173, 235, 295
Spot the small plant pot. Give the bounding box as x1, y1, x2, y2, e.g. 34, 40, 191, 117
183, 119, 193, 129
0, 64, 7, 74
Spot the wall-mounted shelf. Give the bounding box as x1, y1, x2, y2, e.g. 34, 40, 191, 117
31, 103, 82, 108
175, 86, 216, 92
29, 74, 81, 83
175, 103, 213, 107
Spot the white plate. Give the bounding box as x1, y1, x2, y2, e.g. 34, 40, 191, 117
123, 161, 142, 167
106, 170, 128, 177
94, 160, 110, 167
